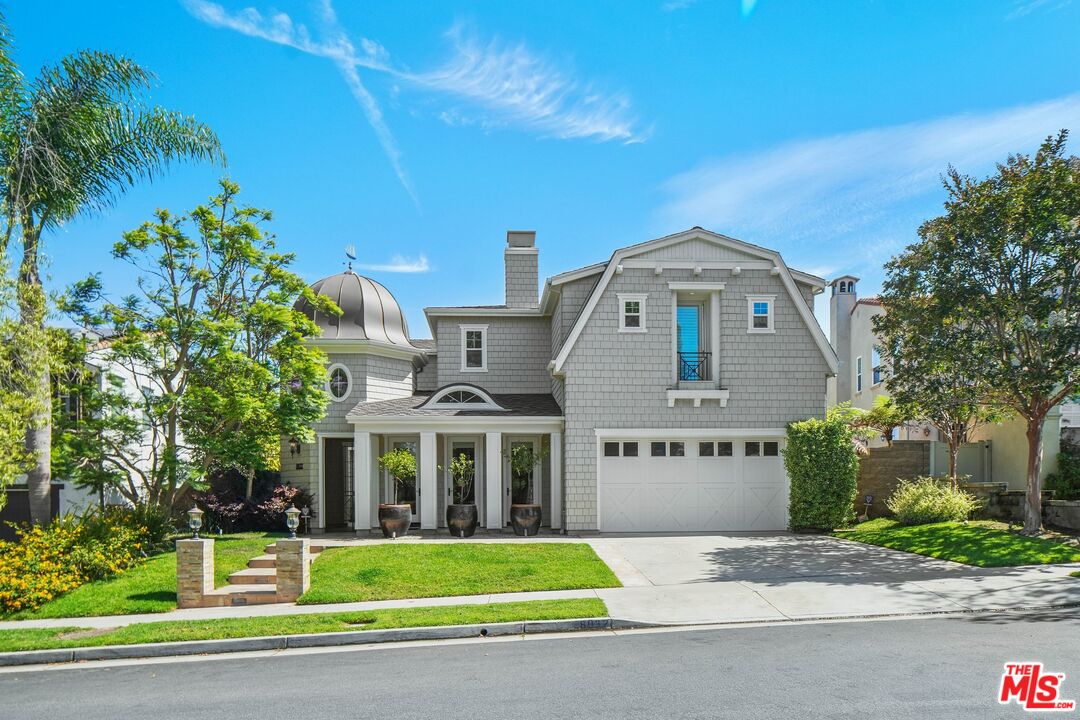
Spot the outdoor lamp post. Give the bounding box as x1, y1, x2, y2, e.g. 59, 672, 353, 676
301, 505, 310, 534
288, 437, 301, 456
285, 505, 301, 539
187, 505, 204, 539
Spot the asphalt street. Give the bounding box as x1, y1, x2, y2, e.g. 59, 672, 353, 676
4, 609, 1078, 720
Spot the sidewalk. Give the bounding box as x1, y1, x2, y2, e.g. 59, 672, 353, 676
2, 557, 1078, 631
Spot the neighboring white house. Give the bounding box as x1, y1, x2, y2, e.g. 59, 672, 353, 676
282, 228, 836, 534
827, 276, 1060, 489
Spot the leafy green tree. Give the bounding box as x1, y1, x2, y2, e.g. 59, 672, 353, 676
887, 132, 1080, 533
873, 284, 1005, 485
65, 181, 336, 508
0, 12, 221, 522
850, 396, 913, 449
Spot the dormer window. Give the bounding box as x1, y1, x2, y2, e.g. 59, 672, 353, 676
420, 384, 504, 411
746, 295, 775, 334
618, 293, 647, 332
327, 363, 352, 402
460, 325, 488, 372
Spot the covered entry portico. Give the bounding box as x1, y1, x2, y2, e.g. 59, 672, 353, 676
339, 386, 564, 533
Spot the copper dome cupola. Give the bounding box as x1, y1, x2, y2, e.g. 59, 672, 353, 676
295, 269, 419, 349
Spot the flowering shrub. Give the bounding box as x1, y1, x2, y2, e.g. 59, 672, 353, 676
0, 505, 174, 615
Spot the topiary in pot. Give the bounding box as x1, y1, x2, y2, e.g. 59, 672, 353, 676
377, 448, 416, 538
505, 443, 547, 536
445, 452, 478, 538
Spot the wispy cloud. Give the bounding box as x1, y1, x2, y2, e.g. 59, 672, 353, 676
184, 0, 416, 204
354, 254, 431, 273
404, 24, 643, 143
658, 94, 1080, 242
184, 2, 644, 199
662, 0, 760, 15
1006, 0, 1072, 20
657, 94, 1080, 287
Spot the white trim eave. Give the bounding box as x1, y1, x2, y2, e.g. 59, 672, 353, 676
551, 228, 839, 375
424, 307, 546, 317
668, 281, 726, 292
548, 261, 606, 286
790, 268, 827, 289
349, 416, 564, 432
594, 427, 786, 438
308, 338, 427, 363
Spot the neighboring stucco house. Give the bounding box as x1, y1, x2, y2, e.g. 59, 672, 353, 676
281, 228, 836, 533
827, 276, 1059, 489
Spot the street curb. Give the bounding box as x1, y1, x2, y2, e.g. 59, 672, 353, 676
0, 617, 651, 668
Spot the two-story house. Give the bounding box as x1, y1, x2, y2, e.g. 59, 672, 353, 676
281, 228, 837, 533
828, 276, 1059, 489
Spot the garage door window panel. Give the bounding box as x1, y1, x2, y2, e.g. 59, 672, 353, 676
604, 442, 620, 457
623, 442, 638, 457
670, 442, 685, 457
699, 442, 714, 457
717, 442, 733, 457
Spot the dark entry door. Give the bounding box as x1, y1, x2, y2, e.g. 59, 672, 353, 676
324, 438, 354, 529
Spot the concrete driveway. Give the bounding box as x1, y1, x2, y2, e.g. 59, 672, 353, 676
584, 533, 1080, 625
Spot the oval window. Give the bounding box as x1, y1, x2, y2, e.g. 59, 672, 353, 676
328, 366, 350, 400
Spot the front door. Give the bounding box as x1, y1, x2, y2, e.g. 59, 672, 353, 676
384, 437, 419, 524
504, 437, 540, 523
446, 439, 479, 506
323, 438, 354, 529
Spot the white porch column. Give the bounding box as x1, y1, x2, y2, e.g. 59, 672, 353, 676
420, 431, 437, 530
485, 431, 503, 529
353, 430, 372, 532
550, 431, 562, 530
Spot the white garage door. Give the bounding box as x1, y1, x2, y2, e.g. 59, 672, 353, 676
598, 436, 789, 532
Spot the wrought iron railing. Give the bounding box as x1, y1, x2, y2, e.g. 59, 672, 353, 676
678, 352, 712, 381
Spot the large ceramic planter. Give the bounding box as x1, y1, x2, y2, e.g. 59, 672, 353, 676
446, 504, 479, 538
510, 504, 542, 536
378, 504, 411, 538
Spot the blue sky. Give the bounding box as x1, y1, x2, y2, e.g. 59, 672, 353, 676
12, 0, 1080, 336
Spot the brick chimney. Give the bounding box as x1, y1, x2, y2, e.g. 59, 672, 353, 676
504, 230, 538, 308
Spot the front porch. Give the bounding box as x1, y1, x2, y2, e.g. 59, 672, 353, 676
315, 420, 564, 534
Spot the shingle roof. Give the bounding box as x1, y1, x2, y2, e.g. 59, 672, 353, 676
410, 338, 437, 350
348, 392, 562, 418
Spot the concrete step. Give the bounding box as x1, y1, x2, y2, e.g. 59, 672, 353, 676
205, 585, 279, 606
247, 555, 277, 569
227, 568, 276, 585
264, 543, 326, 555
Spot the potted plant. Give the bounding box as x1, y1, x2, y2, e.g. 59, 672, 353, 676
506, 443, 547, 536
377, 448, 416, 538
445, 452, 478, 537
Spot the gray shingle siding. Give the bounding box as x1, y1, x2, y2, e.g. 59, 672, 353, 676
558, 266, 828, 530
505, 250, 539, 308
435, 315, 551, 393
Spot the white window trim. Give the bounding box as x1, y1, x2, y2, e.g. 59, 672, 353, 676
746, 294, 776, 334
618, 293, 648, 333
855, 356, 863, 393
460, 324, 488, 372
420, 384, 504, 411
326, 362, 353, 403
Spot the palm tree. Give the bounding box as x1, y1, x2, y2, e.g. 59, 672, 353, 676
0, 13, 223, 523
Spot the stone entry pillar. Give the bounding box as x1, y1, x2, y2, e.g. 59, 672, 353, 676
176, 538, 214, 609
275, 538, 310, 603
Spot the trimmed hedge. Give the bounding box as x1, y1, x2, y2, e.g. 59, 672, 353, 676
784, 412, 860, 531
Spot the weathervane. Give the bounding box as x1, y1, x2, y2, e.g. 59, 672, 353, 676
344, 244, 356, 272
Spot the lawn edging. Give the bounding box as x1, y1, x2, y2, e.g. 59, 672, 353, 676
0, 617, 652, 668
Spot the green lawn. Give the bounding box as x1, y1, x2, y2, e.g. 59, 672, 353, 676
0, 598, 607, 653
835, 518, 1080, 567
298, 543, 621, 605
4, 533, 277, 620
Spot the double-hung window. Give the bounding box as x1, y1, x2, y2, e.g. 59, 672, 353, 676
746, 295, 775, 333
856, 356, 863, 393
460, 325, 488, 372
872, 345, 884, 385
618, 294, 647, 332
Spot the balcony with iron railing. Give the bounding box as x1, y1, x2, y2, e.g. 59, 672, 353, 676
678, 352, 712, 382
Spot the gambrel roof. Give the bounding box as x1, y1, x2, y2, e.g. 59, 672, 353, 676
550, 227, 838, 375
